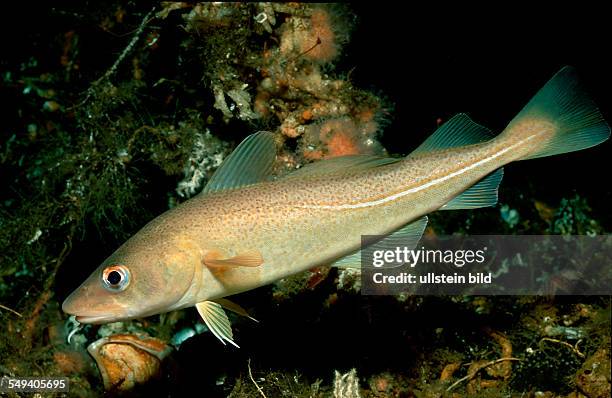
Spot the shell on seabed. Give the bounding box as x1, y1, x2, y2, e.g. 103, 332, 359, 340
87, 333, 173, 391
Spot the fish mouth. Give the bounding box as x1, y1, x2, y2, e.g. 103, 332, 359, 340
64, 300, 132, 324
63, 299, 120, 324
63, 291, 133, 324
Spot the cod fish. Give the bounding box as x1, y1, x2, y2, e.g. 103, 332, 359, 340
63, 67, 609, 346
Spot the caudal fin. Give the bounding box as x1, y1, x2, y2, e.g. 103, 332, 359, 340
501, 66, 610, 161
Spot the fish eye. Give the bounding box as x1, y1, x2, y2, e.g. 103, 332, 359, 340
102, 265, 130, 291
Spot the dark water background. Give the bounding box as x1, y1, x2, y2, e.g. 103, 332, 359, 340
345, 4, 611, 229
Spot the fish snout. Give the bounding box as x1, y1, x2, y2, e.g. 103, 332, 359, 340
62, 283, 131, 324
61, 292, 77, 315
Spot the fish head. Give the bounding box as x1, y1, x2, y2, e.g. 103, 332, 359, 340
62, 233, 201, 324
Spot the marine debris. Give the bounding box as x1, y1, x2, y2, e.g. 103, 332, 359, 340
87, 333, 172, 392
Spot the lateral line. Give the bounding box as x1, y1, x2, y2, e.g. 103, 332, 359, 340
299, 135, 537, 210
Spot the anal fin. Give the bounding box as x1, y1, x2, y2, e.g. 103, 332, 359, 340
331, 216, 428, 269
441, 168, 503, 210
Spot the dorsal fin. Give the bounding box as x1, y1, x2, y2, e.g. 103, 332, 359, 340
411, 114, 495, 155
283, 155, 400, 180
201, 131, 277, 194
331, 216, 428, 269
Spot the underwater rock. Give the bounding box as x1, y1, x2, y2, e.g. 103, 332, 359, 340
87, 333, 172, 392
170, 322, 208, 348
552, 195, 602, 236
53, 349, 90, 375
500, 204, 520, 228
369, 372, 394, 394
251, 3, 388, 163
301, 116, 384, 160
175, 129, 229, 199
336, 268, 361, 293
273, 266, 331, 300
279, 6, 342, 63
163, 2, 387, 169
575, 347, 611, 398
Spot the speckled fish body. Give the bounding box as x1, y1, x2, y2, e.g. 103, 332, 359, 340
62, 67, 609, 330
154, 136, 516, 304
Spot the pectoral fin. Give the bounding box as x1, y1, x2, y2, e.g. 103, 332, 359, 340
195, 301, 239, 348
203, 251, 264, 269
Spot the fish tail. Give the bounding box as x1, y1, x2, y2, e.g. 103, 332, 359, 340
499, 66, 609, 161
